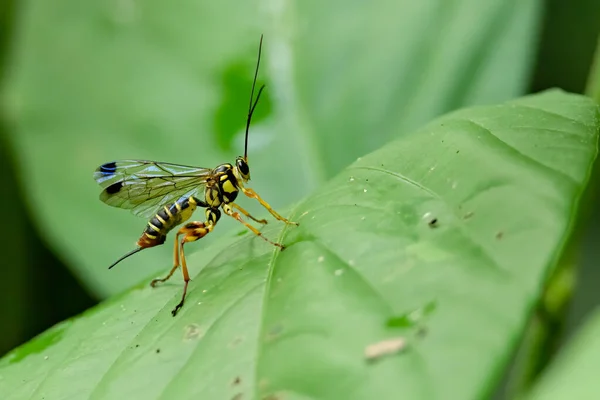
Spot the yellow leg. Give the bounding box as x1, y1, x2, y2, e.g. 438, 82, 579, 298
150, 231, 182, 287
241, 187, 299, 226
170, 221, 215, 317
223, 204, 284, 249
230, 202, 267, 224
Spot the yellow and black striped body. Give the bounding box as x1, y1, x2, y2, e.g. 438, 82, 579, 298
205, 163, 241, 208
138, 196, 204, 248
136, 163, 240, 249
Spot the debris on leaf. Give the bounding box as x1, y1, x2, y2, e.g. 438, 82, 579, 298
364, 337, 407, 361
183, 323, 203, 341
229, 336, 244, 348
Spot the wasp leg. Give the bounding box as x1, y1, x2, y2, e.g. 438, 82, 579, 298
168, 221, 215, 316
171, 208, 220, 316
223, 203, 284, 249
150, 231, 183, 288
240, 187, 299, 226
230, 202, 267, 224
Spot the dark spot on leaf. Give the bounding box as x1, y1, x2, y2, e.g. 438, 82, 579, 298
236, 229, 248, 236
7, 323, 67, 364
496, 231, 504, 240
229, 336, 244, 348
232, 394, 243, 400
463, 211, 474, 219
155, 348, 161, 354
265, 323, 284, 341
386, 315, 413, 328
232, 376, 241, 386
416, 326, 428, 338
387, 301, 437, 328
135, 344, 139, 348
456, 150, 460, 154
428, 218, 438, 228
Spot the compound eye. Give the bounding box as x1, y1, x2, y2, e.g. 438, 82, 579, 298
237, 159, 249, 176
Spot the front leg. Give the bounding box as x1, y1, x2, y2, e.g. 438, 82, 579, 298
230, 202, 267, 224
241, 187, 299, 226
222, 203, 284, 249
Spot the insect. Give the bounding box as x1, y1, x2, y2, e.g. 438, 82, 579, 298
93, 35, 298, 316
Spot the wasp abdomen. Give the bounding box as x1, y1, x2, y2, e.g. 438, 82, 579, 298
137, 196, 201, 248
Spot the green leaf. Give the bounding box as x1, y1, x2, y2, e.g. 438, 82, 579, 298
586, 36, 600, 102
1, 90, 597, 400
532, 0, 600, 95
525, 308, 600, 400
0, 0, 542, 296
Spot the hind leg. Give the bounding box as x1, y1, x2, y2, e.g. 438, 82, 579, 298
170, 208, 221, 316
150, 231, 183, 287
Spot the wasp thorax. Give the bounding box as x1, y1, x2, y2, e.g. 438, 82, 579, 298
236, 157, 250, 181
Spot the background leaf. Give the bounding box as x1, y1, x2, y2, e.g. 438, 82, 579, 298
1, 90, 597, 400
531, 0, 600, 95
524, 308, 600, 400
585, 37, 600, 102
1, 0, 541, 296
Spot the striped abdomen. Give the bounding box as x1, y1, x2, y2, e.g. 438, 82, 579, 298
137, 196, 200, 248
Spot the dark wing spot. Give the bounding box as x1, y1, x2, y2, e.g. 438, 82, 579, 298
105, 181, 124, 194
98, 162, 117, 176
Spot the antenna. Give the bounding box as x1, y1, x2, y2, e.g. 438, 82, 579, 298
244, 34, 266, 160
108, 247, 144, 269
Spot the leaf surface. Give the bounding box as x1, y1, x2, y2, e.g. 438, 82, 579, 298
0, 90, 597, 400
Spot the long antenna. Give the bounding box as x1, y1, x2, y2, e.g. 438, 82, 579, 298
244, 34, 266, 159
108, 247, 144, 269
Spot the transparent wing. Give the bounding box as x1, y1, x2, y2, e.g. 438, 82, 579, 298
93, 160, 211, 219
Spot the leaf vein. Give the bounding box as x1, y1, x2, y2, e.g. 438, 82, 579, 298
462, 119, 578, 185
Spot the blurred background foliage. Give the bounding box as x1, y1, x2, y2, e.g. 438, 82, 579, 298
0, 0, 598, 364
